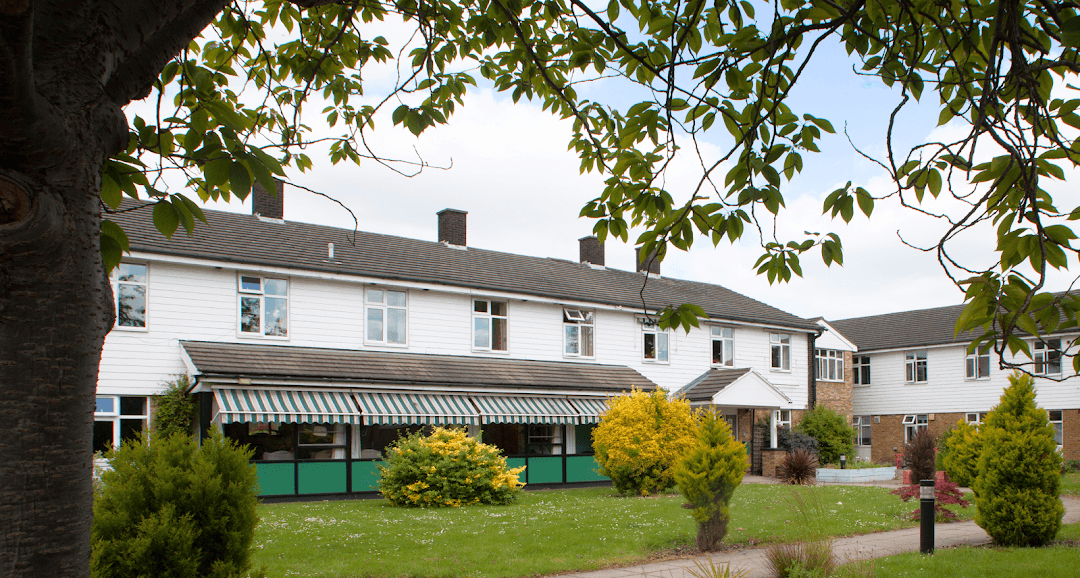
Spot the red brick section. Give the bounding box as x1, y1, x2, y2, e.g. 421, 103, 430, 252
1063, 408, 1080, 461
815, 350, 854, 421
252, 179, 284, 219
437, 208, 467, 246
870, 412, 976, 465
761, 449, 785, 478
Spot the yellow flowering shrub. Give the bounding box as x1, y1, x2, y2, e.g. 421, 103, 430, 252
592, 389, 698, 495
378, 427, 525, 507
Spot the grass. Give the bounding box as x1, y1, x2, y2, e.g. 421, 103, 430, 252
252, 484, 975, 578
1061, 472, 1080, 496
848, 523, 1080, 578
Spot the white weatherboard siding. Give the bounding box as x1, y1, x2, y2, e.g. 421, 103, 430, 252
851, 341, 1080, 416
99, 259, 814, 402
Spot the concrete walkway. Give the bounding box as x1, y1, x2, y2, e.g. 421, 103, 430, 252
553, 494, 1080, 578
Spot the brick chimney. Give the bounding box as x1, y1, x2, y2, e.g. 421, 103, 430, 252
579, 236, 605, 266
252, 179, 284, 220
637, 247, 660, 275
438, 209, 467, 246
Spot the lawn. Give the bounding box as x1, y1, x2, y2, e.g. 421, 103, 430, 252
252, 484, 974, 578
850, 523, 1080, 578
1061, 472, 1080, 496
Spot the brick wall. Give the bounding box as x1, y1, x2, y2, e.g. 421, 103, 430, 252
1063, 408, 1080, 461
815, 351, 854, 421
252, 179, 284, 219
761, 449, 785, 478
437, 209, 467, 246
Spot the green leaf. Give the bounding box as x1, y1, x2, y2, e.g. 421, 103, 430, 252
152, 201, 180, 239
229, 162, 252, 200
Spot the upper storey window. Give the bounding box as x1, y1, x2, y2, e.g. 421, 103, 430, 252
1034, 339, 1062, 375
473, 299, 508, 351
366, 288, 407, 345
965, 349, 990, 380
905, 350, 927, 383
563, 309, 594, 358
711, 326, 734, 366
239, 275, 288, 337
113, 263, 148, 329
641, 319, 669, 363
770, 333, 791, 371
853, 355, 871, 386
816, 349, 843, 381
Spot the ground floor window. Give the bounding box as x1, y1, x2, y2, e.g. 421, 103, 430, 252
224, 422, 355, 461
965, 412, 988, 426
94, 396, 149, 454
359, 424, 424, 459
482, 423, 566, 455
903, 414, 928, 442
1049, 410, 1064, 448
574, 424, 597, 454
853, 415, 871, 446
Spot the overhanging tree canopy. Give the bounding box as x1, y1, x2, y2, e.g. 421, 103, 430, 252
4, 0, 1080, 575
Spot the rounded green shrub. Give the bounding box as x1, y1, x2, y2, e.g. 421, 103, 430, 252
91, 430, 259, 578
794, 405, 855, 465
941, 420, 982, 487
974, 372, 1064, 546
152, 375, 198, 440
592, 389, 699, 495
378, 427, 525, 507
674, 409, 747, 551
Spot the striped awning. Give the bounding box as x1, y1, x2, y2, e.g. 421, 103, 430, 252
470, 395, 579, 425
214, 388, 361, 425
569, 397, 615, 424
353, 392, 479, 426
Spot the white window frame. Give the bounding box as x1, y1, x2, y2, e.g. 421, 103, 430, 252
903, 414, 928, 442
965, 349, 990, 380
853, 355, 871, 386
237, 274, 289, 338
905, 350, 928, 383
1034, 339, 1062, 376
112, 262, 149, 330
365, 287, 408, 346
563, 309, 595, 358
711, 326, 734, 367
770, 333, 791, 371
816, 348, 844, 381
853, 415, 872, 447
472, 299, 508, 352
94, 395, 150, 451
639, 319, 670, 363
965, 412, 988, 425
1049, 410, 1064, 449
775, 409, 791, 429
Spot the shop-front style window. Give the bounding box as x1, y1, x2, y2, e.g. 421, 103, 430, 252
564, 309, 594, 357
711, 326, 734, 366
473, 299, 508, 351
905, 350, 928, 383
641, 320, 669, 362
366, 288, 407, 345
114, 263, 148, 328
94, 396, 149, 453
770, 333, 791, 370
238, 275, 288, 337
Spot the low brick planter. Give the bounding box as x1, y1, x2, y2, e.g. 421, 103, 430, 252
815, 466, 897, 483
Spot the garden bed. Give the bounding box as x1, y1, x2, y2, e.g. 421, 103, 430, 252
815, 466, 896, 483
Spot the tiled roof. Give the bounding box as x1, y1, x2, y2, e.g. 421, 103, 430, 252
181, 341, 658, 392
673, 367, 752, 402
110, 201, 817, 331
829, 304, 974, 352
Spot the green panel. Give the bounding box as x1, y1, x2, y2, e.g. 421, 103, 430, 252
565, 455, 607, 482
255, 462, 295, 496
351, 460, 382, 492
298, 461, 347, 494
505, 457, 527, 485
526, 457, 563, 484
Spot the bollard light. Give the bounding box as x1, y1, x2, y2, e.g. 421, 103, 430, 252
840, 454, 847, 469
920, 479, 935, 554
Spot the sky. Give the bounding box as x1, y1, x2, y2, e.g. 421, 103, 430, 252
131, 13, 1080, 323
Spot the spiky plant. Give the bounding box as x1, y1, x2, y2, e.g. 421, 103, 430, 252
904, 428, 937, 483
778, 449, 818, 485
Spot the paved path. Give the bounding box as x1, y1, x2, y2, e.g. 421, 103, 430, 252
552, 494, 1080, 578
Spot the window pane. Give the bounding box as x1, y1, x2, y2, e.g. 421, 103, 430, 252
1050, 410, 1063, 421
474, 318, 490, 348
565, 325, 579, 355
1048, 351, 1061, 374
367, 289, 384, 303
367, 307, 385, 341
782, 345, 790, 370
93, 421, 114, 453
387, 308, 407, 344
772, 345, 781, 368
117, 263, 147, 283
386, 290, 406, 307
240, 276, 261, 292
119, 418, 145, 445
96, 397, 115, 414
644, 333, 656, 359
264, 279, 287, 296
711, 326, 721, 337
492, 317, 508, 350
240, 296, 261, 333
862, 366, 871, 385
120, 397, 146, 416
117, 284, 146, 327
490, 301, 507, 316
474, 300, 487, 313
657, 333, 669, 362
581, 326, 594, 357
978, 355, 990, 378
583, 311, 594, 323
966, 358, 975, 379
265, 297, 288, 336
917, 363, 927, 382
712, 340, 724, 365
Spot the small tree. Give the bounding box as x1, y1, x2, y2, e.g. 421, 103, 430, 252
794, 406, 855, 465
674, 409, 747, 551
593, 389, 698, 496
152, 375, 198, 440
891, 429, 970, 521
91, 430, 259, 578
941, 420, 983, 487
974, 373, 1064, 546
904, 428, 937, 483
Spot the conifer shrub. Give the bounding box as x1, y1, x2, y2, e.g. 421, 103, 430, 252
974, 372, 1064, 546
91, 430, 259, 578
674, 409, 748, 551
592, 388, 699, 495
941, 420, 982, 487
794, 405, 855, 465
152, 375, 198, 440
378, 426, 525, 507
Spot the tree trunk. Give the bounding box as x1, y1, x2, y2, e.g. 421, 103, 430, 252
0, 168, 112, 577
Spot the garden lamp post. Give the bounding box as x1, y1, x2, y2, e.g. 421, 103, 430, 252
920, 479, 935, 554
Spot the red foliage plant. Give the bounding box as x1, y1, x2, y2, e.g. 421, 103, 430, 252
891, 479, 971, 521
